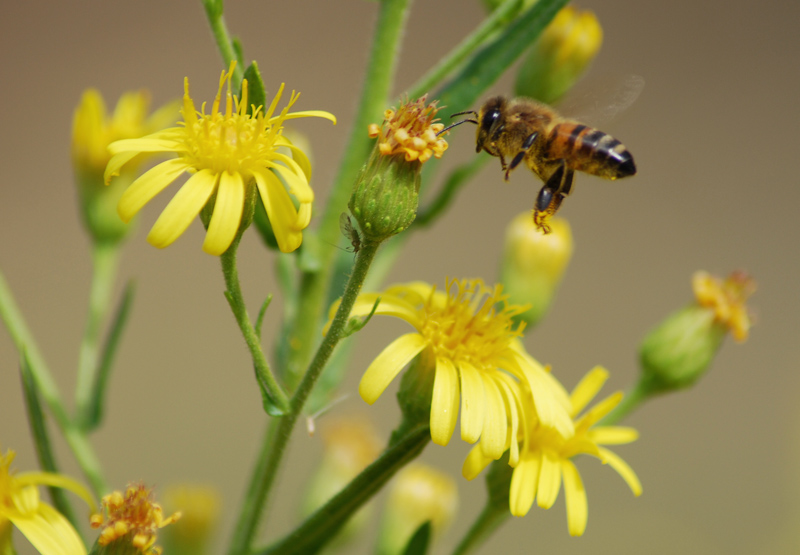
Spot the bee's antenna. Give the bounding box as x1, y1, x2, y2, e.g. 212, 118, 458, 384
438, 111, 479, 136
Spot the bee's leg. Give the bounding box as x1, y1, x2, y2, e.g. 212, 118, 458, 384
505, 131, 539, 181
533, 160, 569, 233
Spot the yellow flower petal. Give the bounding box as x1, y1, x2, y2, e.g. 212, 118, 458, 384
462, 444, 493, 481
509, 352, 573, 438
458, 361, 486, 444
104, 151, 139, 184
430, 357, 459, 446
253, 167, 303, 252
10, 503, 86, 555
561, 460, 588, 537
596, 446, 642, 496
203, 171, 244, 255
496, 378, 521, 467
536, 450, 561, 509
359, 333, 428, 404
569, 365, 608, 417
15, 473, 96, 513
575, 392, 623, 430
147, 169, 217, 248
107, 135, 183, 156
275, 136, 312, 180
510, 456, 540, 516
117, 158, 189, 222
269, 155, 314, 203
479, 375, 507, 460
588, 426, 638, 445
278, 110, 337, 124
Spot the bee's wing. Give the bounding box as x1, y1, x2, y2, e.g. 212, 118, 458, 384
556, 74, 644, 128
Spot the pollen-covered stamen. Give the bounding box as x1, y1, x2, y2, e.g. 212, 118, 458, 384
692, 270, 755, 342
419, 279, 529, 371
368, 95, 449, 163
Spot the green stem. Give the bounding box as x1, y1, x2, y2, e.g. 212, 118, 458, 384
204, 0, 244, 84
75, 243, 120, 429
227, 242, 380, 555
407, 0, 523, 98
601, 377, 651, 426
285, 0, 412, 386
220, 246, 290, 416
451, 504, 509, 555
258, 422, 431, 555
0, 270, 108, 496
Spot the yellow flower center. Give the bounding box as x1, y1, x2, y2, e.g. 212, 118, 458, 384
418, 279, 528, 372
368, 96, 448, 163
692, 270, 755, 342
180, 66, 295, 175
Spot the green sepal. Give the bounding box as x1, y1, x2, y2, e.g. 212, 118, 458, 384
241, 61, 266, 117
85, 281, 135, 430
341, 297, 380, 339
400, 521, 432, 555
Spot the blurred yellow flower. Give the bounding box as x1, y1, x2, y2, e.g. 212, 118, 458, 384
90, 483, 180, 555
692, 270, 755, 342
0, 448, 95, 555
463, 366, 641, 536
329, 278, 573, 460
104, 62, 336, 255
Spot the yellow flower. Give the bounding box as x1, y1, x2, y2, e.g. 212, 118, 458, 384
692, 270, 755, 342
367, 96, 448, 163
0, 448, 95, 555
90, 483, 180, 555
161, 485, 221, 554
463, 366, 641, 536
330, 278, 573, 460
104, 62, 336, 255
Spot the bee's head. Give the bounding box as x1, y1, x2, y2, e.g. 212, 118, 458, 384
476, 97, 506, 153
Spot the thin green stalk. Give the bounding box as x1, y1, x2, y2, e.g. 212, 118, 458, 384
285, 0, 412, 386
75, 242, 120, 429
258, 422, 430, 555
227, 242, 380, 555
203, 0, 244, 84
220, 246, 290, 416
407, 0, 523, 98
0, 270, 108, 496
451, 504, 509, 555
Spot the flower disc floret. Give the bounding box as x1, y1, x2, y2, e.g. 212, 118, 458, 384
692, 270, 755, 342
367, 96, 448, 163
104, 62, 335, 255
328, 279, 573, 460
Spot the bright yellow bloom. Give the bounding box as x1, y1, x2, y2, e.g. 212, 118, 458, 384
330, 279, 573, 460
104, 62, 336, 255
0, 448, 95, 555
367, 96, 448, 163
692, 270, 755, 342
463, 366, 641, 536
161, 485, 221, 554
90, 483, 180, 555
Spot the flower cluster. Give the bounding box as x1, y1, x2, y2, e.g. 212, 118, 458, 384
90, 483, 180, 555
692, 270, 755, 342
367, 96, 448, 163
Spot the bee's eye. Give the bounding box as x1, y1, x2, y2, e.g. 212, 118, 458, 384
482, 108, 501, 130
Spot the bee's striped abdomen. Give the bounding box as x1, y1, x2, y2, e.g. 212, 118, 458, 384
548, 122, 636, 180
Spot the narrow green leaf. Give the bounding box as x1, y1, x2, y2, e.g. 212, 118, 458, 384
401, 521, 432, 555
255, 295, 273, 339
86, 281, 135, 430
241, 61, 267, 116
19, 350, 82, 537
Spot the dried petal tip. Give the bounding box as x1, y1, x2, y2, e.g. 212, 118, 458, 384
692, 270, 755, 342
368, 96, 448, 164
91, 483, 180, 555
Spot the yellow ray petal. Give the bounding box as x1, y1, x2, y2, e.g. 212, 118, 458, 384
588, 426, 639, 445
15, 473, 96, 512
575, 392, 623, 430
275, 136, 312, 180
276, 110, 337, 124
561, 459, 588, 537
458, 361, 486, 444
147, 169, 217, 248
536, 450, 562, 509
510, 456, 540, 517
328, 293, 422, 331
359, 333, 428, 404
569, 365, 608, 416
269, 154, 314, 203
253, 167, 303, 252
203, 171, 244, 255
597, 446, 642, 496
496, 378, 521, 467
462, 444, 493, 481
430, 357, 460, 446
479, 375, 507, 460
117, 158, 189, 222
10, 503, 86, 555
107, 135, 182, 155
104, 151, 139, 184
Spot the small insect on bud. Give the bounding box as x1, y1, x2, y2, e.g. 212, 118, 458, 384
349, 96, 448, 245
639, 271, 755, 393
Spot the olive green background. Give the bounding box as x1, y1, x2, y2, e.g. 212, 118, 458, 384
2, 1, 799, 553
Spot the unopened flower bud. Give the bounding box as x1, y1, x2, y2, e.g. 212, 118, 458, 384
501, 213, 573, 327
350, 97, 447, 244
639, 271, 755, 393
515, 6, 603, 104
377, 464, 458, 555
161, 485, 221, 555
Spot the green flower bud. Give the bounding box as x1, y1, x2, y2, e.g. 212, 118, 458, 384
350, 97, 448, 245
501, 212, 573, 327
639, 271, 755, 393
515, 6, 603, 104
396, 346, 436, 427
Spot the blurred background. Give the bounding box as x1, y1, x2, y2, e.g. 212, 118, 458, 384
1, 0, 799, 553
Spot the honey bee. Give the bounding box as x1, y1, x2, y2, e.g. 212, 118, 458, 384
442, 96, 637, 233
